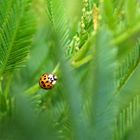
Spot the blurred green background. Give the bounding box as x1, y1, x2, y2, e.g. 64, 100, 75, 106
1, 0, 140, 140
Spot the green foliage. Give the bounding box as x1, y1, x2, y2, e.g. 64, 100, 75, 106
1, 0, 140, 140
93, 28, 117, 139
0, 0, 35, 77
0, 0, 35, 123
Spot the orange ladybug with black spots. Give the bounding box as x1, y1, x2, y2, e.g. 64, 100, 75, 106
39, 73, 57, 89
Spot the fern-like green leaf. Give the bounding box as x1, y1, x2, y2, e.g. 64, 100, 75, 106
46, 0, 70, 48
93, 27, 117, 139
115, 95, 140, 139
0, 0, 35, 77
116, 41, 140, 94
113, 41, 140, 139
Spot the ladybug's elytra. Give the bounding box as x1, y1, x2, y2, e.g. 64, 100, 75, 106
39, 73, 57, 89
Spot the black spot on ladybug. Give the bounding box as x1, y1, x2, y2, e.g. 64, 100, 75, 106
46, 81, 48, 83
43, 84, 46, 87
44, 78, 46, 80
41, 81, 44, 84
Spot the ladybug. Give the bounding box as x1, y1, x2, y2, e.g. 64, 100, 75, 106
39, 73, 57, 89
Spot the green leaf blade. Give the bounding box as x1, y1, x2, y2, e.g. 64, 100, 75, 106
0, 0, 35, 77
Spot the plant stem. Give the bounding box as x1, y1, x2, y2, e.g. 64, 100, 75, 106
25, 83, 40, 95
113, 21, 140, 45
71, 55, 93, 68
52, 63, 60, 74
4, 73, 13, 98
0, 76, 3, 94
